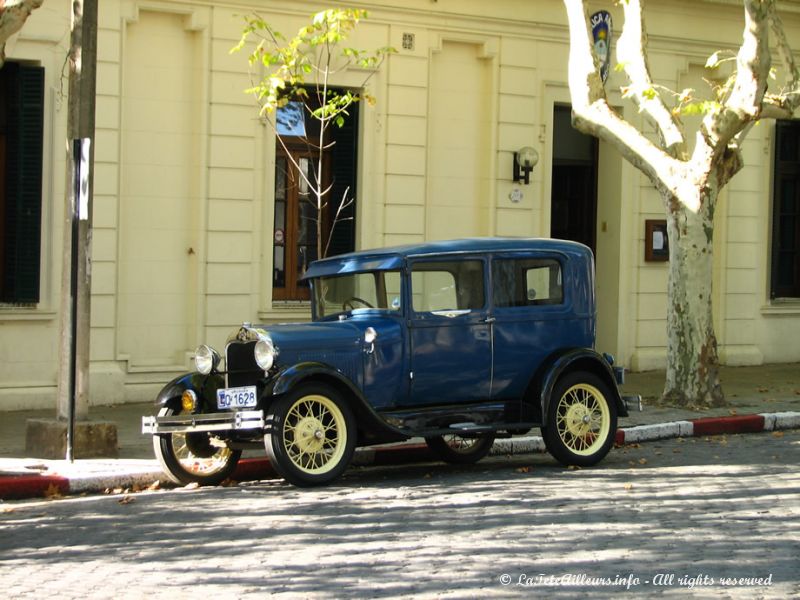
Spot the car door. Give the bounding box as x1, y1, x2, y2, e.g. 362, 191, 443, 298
490, 253, 581, 406
403, 256, 492, 407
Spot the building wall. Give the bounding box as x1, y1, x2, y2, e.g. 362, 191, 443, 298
1, 0, 799, 410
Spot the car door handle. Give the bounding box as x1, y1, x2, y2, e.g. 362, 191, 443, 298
484, 317, 496, 324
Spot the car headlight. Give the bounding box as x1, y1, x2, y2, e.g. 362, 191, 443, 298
254, 338, 276, 371
194, 344, 220, 375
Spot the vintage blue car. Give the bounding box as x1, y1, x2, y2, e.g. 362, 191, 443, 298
143, 238, 639, 487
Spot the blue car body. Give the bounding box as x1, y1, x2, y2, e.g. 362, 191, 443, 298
144, 238, 635, 485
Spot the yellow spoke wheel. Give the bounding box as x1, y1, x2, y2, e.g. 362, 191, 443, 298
153, 405, 241, 486
425, 434, 495, 464
282, 394, 347, 475
542, 371, 617, 467
265, 383, 356, 487
554, 383, 610, 456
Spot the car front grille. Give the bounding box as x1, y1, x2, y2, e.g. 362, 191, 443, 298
225, 341, 261, 388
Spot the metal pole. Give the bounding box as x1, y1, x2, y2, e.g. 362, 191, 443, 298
56, 0, 97, 460
66, 139, 89, 462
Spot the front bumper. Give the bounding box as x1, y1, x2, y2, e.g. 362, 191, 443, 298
142, 410, 265, 435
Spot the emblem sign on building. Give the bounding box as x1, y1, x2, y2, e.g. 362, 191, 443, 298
591, 10, 613, 83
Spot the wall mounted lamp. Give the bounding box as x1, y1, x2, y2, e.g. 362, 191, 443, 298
513, 146, 539, 185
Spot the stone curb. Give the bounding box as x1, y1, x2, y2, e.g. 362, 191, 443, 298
2, 411, 798, 501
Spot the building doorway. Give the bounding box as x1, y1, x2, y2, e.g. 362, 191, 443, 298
551, 105, 598, 256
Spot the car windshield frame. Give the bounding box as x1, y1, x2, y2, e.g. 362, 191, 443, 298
310, 269, 404, 320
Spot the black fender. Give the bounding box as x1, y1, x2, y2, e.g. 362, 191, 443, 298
155, 372, 224, 411
533, 348, 627, 421
265, 362, 408, 445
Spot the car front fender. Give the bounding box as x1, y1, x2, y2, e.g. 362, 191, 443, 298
266, 362, 408, 444
155, 372, 224, 411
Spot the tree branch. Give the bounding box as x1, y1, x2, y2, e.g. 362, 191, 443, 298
764, 0, 800, 115
695, 0, 771, 166
0, 0, 44, 67
616, 0, 686, 157
564, 0, 683, 192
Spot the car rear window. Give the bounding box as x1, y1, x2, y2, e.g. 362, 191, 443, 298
492, 258, 563, 307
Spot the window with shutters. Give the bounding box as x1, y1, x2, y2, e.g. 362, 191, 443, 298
272, 89, 358, 302
772, 121, 800, 299
0, 62, 44, 305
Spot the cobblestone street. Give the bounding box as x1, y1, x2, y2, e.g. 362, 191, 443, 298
1, 431, 799, 598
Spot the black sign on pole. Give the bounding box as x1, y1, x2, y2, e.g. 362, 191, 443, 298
67, 138, 90, 462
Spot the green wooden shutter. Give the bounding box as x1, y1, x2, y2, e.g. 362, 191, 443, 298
326, 101, 358, 257
3, 63, 44, 304
772, 120, 800, 299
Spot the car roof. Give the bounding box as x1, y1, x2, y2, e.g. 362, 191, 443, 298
303, 237, 591, 279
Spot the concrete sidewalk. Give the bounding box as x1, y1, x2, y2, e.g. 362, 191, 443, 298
1, 363, 798, 500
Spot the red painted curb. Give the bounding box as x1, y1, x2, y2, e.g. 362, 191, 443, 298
370, 443, 431, 465
231, 457, 277, 481
614, 429, 625, 446
691, 414, 765, 436
0, 474, 70, 500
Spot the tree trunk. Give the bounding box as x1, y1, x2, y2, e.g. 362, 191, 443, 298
662, 189, 725, 408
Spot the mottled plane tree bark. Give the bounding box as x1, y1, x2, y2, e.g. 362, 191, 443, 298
0, 0, 43, 67
564, 0, 800, 407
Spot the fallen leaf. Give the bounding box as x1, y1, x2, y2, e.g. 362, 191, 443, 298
757, 387, 769, 393
672, 448, 682, 454
567, 465, 582, 471
131, 483, 142, 493
516, 466, 533, 474
729, 409, 738, 416
44, 483, 62, 499
638, 458, 648, 465
147, 480, 161, 491
184, 482, 200, 490
624, 483, 634, 491
772, 431, 785, 439
118, 495, 135, 505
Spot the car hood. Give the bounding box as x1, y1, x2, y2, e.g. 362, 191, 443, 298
261, 321, 363, 353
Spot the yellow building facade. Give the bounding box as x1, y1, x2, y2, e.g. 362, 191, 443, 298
2, 0, 800, 411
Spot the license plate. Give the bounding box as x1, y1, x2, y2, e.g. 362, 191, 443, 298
217, 386, 257, 409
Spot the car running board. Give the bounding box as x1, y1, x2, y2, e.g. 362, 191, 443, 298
448, 422, 496, 433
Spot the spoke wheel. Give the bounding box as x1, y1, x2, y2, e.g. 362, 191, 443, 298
425, 434, 495, 464
153, 406, 241, 486
265, 383, 356, 487
542, 371, 617, 467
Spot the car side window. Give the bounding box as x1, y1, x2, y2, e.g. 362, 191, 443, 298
411, 259, 485, 313
492, 258, 563, 308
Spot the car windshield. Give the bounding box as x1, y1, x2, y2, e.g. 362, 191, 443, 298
312, 270, 403, 319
